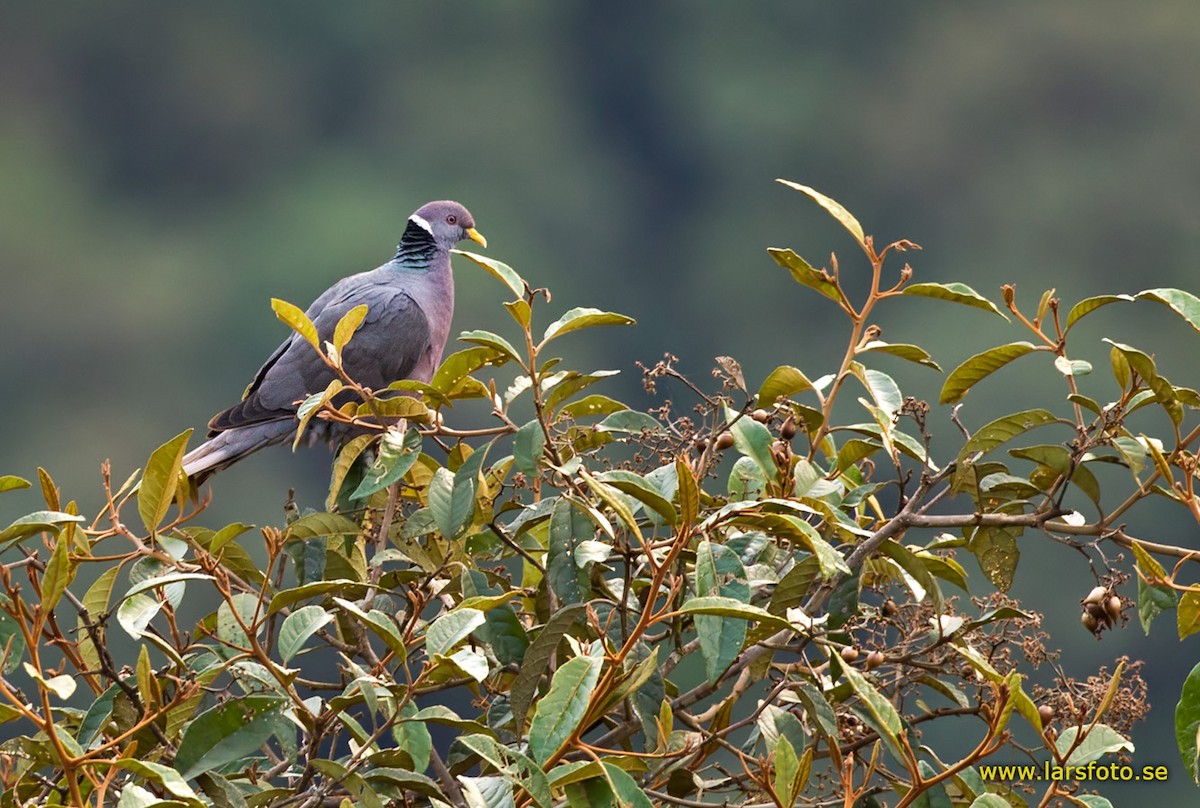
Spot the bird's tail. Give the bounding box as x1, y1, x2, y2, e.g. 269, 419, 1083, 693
182, 422, 294, 485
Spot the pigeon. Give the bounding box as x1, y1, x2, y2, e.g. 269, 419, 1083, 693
182, 200, 485, 483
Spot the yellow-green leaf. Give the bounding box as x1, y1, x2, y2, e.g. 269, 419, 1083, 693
940, 342, 1038, 404
1180, 591, 1200, 640
777, 179, 865, 247
1137, 288, 1200, 335
858, 340, 942, 371
541, 307, 635, 345
757, 365, 815, 407
902, 282, 1008, 320
452, 249, 529, 299
138, 429, 192, 536
1065, 294, 1134, 330
333, 304, 369, 353
271, 298, 319, 350
768, 248, 843, 302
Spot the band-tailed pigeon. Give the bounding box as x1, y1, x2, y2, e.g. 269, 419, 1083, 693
182, 200, 485, 483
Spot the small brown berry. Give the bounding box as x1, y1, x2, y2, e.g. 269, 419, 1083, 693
715, 432, 735, 451
1082, 611, 1100, 633
840, 646, 859, 663
1105, 595, 1122, 622
752, 408, 770, 423
780, 416, 798, 441
1037, 704, 1055, 723
695, 437, 709, 453
865, 650, 884, 670
1084, 586, 1107, 605
881, 599, 898, 617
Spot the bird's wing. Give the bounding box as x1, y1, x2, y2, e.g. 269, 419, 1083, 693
208, 278, 432, 435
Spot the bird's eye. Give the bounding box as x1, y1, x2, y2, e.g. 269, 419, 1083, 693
446, 214, 458, 225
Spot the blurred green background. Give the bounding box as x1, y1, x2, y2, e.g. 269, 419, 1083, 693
3, 2, 1200, 799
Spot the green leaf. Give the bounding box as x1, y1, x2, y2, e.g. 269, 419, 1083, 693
139, 429, 192, 535
428, 447, 486, 539
41, 533, 73, 611
967, 526, 1021, 592
294, 380, 343, 450
392, 702, 432, 774
123, 572, 213, 601
1137, 287, 1200, 335
266, 580, 368, 614
350, 424, 421, 500
902, 282, 1008, 320
1065, 294, 1135, 330
859, 340, 941, 370
835, 438, 882, 474
727, 406, 777, 482
458, 734, 552, 808
514, 420, 545, 477
959, 409, 1059, 461
332, 598, 408, 659
594, 470, 678, 526
789, 518, 851, 578
695, 542, 749, 683
278, 605, 334, 663
560, 394, 628, 419
270, 298, 319, 349
546, 498, 594, 606
1132, 541, 1175, 633
879, 540, 942, 610
1054, 723, 1133, 767
327, 434, 375, 509
677, 596, 793, 632
1053, 356, 1093, 377
1177, 661, 1200, 782
1070, 797, 1113, 808
677, 457, 698, 525
596, 410, 660, 434
174, 696, 287, 780
285, 512, 361, 542
430, 346, 509, 395
459, 328, 522, 362
833, 654, 902, 736
0, 476, 31, 495
768, 248, 843, 302
1180, 591, 1200, 640
505, 298, 532, 329
601, 763, 654, 808
850, 364, 903, 417
940, 342, 1038, 404
0, 510, 87, 547
777, 179, 865, 247
541, 369, 621, 412
1106, 339, 1184, 425
427, 608, 486, 657
333, 303, 369, 353
510, 604, 585, 730
757, 365, 815, 407
1138, 574, 1177, 634
78, 683, 122, 749
528, 652, 603, 764
773, 735, 799, 807
452, 249, 529, 299
116, 594, 161, 639
541, 307, 635, 345
117, 759, 203, 804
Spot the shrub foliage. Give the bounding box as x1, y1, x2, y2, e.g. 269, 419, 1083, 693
3, 182, 1200, 806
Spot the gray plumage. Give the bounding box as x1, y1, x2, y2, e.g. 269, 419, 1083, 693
182, 200, 485, 483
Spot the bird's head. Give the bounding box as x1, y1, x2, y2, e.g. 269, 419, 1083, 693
409, 200, 487, 250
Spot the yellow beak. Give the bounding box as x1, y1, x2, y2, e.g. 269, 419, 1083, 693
465, 227, 487, 249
